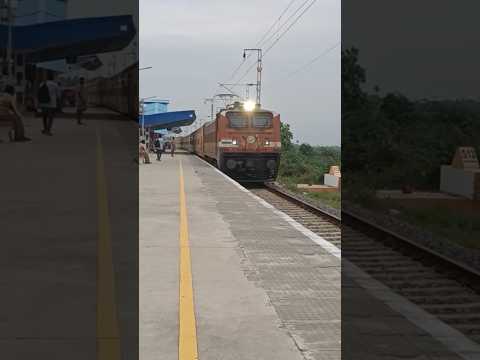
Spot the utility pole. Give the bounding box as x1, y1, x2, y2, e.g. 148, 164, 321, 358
1, 0, 15, 83
140, 95, 157, 143
243, 48, 262, 107
204, 98, 214, 122
6, 0, 12, 83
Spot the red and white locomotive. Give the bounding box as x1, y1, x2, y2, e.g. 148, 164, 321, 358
179, 101, 281, 182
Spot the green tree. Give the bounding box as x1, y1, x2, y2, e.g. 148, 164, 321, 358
342, 47, 367, 114
299, 143, 314, 156
280, 122, 293, 149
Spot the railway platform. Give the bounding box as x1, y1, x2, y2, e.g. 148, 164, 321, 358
140, 152, 341, 359
140, 151, 480, 360
343, 263, 480, 360
0, 108, 138, 358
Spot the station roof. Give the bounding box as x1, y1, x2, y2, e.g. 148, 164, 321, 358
141, 110, 196, 130
0, 15, 136, 63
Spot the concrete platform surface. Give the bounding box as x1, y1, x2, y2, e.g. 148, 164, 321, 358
139, 151, 479, 360
139, 153, 341, 360
0, 110, 138, 358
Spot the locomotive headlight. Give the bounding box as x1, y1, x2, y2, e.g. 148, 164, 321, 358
265, 140, 270, 145
232, 139, 237, 145
243, 100, 255, 112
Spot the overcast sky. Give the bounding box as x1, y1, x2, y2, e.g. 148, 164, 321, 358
343, 1, 480, 100
140, 0, 340, 145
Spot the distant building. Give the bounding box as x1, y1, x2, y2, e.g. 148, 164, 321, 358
0, 0, 68, 100
1, 0, 135, 105
143, 99, 169, 115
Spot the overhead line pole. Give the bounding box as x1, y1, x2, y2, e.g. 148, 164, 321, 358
243, 49, 262, 107
204, 98, 214, 122
140, 95, 157, 142
3, 0, 14, 83
7, 0, 12, 82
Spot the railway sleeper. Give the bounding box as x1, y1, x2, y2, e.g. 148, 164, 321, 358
408, 295, 479, 305
371, 273, 448, 282
385, 279, 463, 288
361, 266, 433, 275
442, 315, 480, 324
451, 324, 480, 334
397, 287, 471, 297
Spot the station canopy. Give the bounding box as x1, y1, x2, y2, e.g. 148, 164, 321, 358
141, 110, 196, 130
0, 15, 136, 63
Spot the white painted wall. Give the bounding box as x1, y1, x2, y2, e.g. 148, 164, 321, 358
440, 165, 475, 199
324, 174, 340, 188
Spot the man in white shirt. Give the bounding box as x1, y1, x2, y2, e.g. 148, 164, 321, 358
38, 73, 60, 136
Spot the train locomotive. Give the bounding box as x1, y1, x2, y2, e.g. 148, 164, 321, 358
179, 101, 281, 182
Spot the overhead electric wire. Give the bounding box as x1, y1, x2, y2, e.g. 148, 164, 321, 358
233, 0, 318, 85
258, 0, 314, 50
287, 41, 340, 78
255, 0, 299, 47
263, 0, 318, 55
227, 0, 300, 81
227, 58, 247, 82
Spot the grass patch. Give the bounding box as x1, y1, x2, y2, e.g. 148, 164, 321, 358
305, 191, 341, 209
375, 199, 480, 249
278, 176, 341, 209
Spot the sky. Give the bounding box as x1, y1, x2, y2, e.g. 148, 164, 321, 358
140, 0, 340, 146
342, 1, 480, 100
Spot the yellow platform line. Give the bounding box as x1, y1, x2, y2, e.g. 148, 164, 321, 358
96, 127, 120, 359
178, 161, 199, 360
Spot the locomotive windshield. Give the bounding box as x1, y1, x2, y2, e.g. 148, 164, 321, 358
227, 112, 248, 128
252, 112, 273, 128
226, 111, 273, 128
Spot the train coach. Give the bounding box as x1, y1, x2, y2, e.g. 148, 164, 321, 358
180, 101, 281, 182
86, 63, 138, 120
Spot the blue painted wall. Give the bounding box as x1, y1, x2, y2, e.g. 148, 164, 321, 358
143, 100, 169, 115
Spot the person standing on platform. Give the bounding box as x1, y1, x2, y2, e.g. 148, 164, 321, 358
56, 81, 63, 114
170, 141, 176, 157
0, 85, 31, 142
154, 138, 163, 161
139, 140, 151, 164
76, 77, 87, 125
38, 73, 60, 136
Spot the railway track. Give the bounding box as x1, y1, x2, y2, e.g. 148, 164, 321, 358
249, 184, 341, 247
250, 183, 480, 344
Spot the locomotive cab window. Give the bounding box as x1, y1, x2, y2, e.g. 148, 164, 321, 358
227, 112, 248, 128
252, 112, 273, 128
